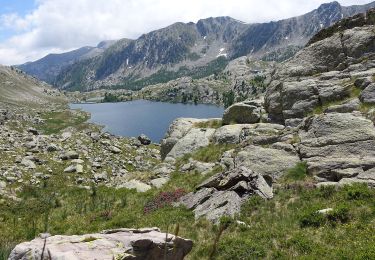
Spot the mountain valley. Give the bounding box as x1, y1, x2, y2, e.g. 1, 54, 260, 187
1, 2, 375, 259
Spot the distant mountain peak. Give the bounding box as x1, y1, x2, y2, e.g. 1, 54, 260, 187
317, 1, 341, 12
17, 1, 375, 91
97, 40, 116, 49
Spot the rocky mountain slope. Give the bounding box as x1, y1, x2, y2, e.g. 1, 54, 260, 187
232, 1, 375, 59
0, 65, 65, 106
138, 57, 274, 107
17, 41, 115, 84
18, 1, 375, 92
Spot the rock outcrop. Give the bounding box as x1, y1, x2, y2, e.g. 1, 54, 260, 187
265, 12, 375, 122
262, 9, 375, 187
235, 145, 300, 180
179, 167, 273, 221
9, 228, 193, 260
166, 128, 215, 159
222, 100, 263, 125
298, 113, 375, 186
160, 118, 212, 159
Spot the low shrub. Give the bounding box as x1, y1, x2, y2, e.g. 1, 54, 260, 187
143, 189, 186, 214
285, 234, 313, 255
300, 204, 351, 228
284, 162, 308, 181
326, 205, 350, 224
217, 237, 266, 259
343, 184, 372, 200
299, 211, 326, 228
318, 185, 336, 199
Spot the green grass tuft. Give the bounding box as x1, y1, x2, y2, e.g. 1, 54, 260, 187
194, 119, 222, 129
191, 144, 236, 163
284, 162, 308, 181
82, 236, 98, 242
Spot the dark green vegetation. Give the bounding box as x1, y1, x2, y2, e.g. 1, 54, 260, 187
112, 57, 229, 91
102, 93, 121, 103
284, 162, 308, 181
222, 90, 235, 108
1, 168, 374, 259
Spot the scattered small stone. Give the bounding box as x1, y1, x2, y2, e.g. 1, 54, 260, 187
317, 208, 334, 214
150, 177, 169, 188
138, 134, 151, 145
108, 146, 121, 154
47, 144, 58, 152
59, 151, 79, 160
27, 128, 39, 135
21, 158, 36, 169
120, 180, 152, 192
71, 159, 84, 164
94, 172, 108, 182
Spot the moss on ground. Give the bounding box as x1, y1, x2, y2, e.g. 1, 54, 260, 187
194, 119, 222, 129
37, 110, 90, 134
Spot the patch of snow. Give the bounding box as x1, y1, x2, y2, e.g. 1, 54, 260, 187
216, 47, 227, 58
203, 36, 207, 40
126, 58, 129, 66
128, 66, 132, 69
341, 13, 344, 19
320, 23, 324, 29
285, 36, 289, 40
216, 53, 228, 58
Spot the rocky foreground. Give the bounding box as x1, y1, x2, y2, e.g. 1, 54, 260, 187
2, 8, 375, 260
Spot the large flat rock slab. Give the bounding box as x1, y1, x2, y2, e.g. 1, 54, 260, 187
235, 145, 300, 180
8, 228, 193, 260
166, 128, 215, 159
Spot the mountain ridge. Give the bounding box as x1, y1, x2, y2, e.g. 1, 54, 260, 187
17, 1, 375, 91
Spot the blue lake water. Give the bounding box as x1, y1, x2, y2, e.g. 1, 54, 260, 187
70, 100, 224, 142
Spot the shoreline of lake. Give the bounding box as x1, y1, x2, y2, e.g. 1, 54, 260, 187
70, 100, 224, 142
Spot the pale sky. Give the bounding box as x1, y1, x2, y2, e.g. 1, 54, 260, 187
0, 0, 373, 65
